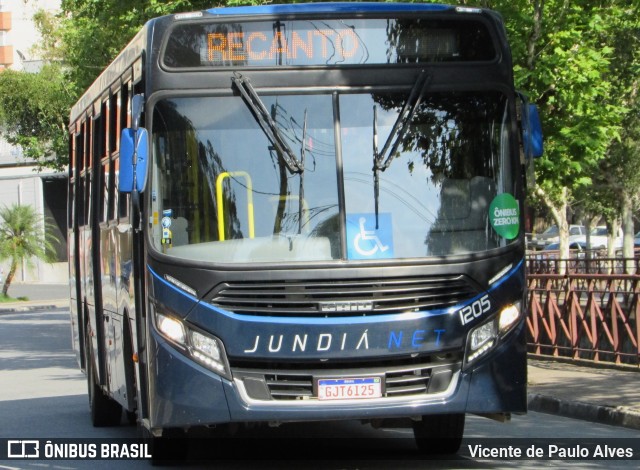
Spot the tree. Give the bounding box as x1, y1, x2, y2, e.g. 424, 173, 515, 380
58, 0, 217, 93
558, 3, 640, 270
0, 64, 74, 171
592, 5, 640, 265
7, 0, 639, 236
0, 204, 58, 297
480, 0, 633, 267
0, 1, 222, 171
526, 2, 623, 261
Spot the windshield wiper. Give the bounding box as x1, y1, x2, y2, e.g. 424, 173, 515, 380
372, 69, 432, 228
298, 109, 307, 234
232, 73, 304, 174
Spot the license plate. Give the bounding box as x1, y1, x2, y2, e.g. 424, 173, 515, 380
317, 377, 382, 400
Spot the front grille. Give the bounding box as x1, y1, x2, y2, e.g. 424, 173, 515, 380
233, 355, 461, 401
266, 373, 314, 400
210, 275, 478, 316
385, 366, 431, 396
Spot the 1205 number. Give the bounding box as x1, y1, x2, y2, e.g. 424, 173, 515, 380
459, 295, 491, 325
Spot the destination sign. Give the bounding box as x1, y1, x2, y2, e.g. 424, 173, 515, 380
163, 18, 495, 68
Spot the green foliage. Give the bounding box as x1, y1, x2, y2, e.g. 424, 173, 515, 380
3, 0, 639, 232
0, 294, 29, 303
483, 0, 639, 249
58, 0, 216, 92
508, 2, 625, 198
0, 1, 227, 171
594, 4, 640, 212
0, 204, 59, 296
58, 0, 148, 93
0, 64, 73, 171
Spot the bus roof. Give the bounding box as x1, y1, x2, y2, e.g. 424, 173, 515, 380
70, 2, 493, 124
204, 2, 456, 17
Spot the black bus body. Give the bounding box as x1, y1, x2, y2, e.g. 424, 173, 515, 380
68, 2, 543, 453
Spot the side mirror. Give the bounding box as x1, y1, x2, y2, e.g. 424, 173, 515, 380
522, 103, 544, 158
119, 127, 149, 193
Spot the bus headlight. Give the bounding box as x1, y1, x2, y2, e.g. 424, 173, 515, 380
156, 313, 186, 344
153, 308, 231, 379
465, 302, 521, 366
498, 304, 520, 333
467, 320, 497, 364
189, 330, 227, 376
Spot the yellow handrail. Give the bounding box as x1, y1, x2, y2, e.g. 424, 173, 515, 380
216, 171, 255, 241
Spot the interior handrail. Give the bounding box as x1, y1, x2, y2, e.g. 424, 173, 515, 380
216, 171, 255, 241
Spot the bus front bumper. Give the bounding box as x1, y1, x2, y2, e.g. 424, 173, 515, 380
146, 322, 527, 430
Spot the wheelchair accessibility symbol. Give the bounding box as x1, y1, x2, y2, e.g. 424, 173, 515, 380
346, 213, 394, 260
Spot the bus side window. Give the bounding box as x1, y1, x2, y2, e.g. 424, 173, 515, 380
81, 121, 90, 227
106, 156, 115, 223
91, 111, 105, 226
109, 90, 119, 156
118, 81, 132, 221
69, 131, 81, 229
95, 104, 108, 225
100, 161, 110, 224
89, 118, 100, 224
106, 90, 118, 222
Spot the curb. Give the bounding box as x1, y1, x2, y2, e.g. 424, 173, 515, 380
0, 305, 59, 314
0, 302, 68, 314
528, 393, 640, 431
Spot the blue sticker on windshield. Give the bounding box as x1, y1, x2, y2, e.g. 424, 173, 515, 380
346, 213, 394, 260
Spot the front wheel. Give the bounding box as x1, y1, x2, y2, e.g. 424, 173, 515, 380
412, 413, 465, 455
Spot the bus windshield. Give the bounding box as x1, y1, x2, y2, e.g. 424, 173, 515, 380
150, 89, 514, 263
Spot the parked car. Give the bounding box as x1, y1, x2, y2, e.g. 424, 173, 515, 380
529, 224, 587, 249
572, 226, 623, 250
541, 241, 588, 259
528, 240, 588, 274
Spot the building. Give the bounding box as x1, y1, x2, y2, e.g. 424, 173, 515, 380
0, 0, 66, 285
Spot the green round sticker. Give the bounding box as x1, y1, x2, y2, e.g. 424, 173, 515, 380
489, 193, 520, 240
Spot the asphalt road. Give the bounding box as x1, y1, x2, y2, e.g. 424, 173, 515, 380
1, 309, 639, 469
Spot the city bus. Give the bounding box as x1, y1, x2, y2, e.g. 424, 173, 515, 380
67, 2, 543, 455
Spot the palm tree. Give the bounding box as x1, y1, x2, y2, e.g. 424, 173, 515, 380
0, 204, 58, 297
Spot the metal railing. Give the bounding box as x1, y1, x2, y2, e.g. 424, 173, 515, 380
526, 255, 640, 367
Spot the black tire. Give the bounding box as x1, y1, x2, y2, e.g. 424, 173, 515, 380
126, 410, 137, 426
86, 332, 122, 427
412, 413, 465, 455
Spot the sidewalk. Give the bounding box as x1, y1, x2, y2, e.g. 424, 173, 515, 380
1, 284, 639, 431
0, 282, 68, 312
527, 358, 640, 430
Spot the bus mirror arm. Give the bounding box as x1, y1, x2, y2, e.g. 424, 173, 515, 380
131, 189, 143, 232
132, 94, 144, 131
